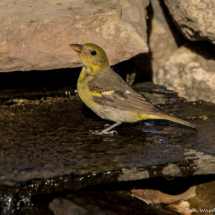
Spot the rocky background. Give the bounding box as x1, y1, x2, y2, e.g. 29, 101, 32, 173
1, 0, 215, 103
151, 0, 215, 104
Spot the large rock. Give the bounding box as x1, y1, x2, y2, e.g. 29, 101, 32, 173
164, 0, 215, 44
0, 0, 149, 72
153, 42, 215, 103
149, 0, 186, 73
131, 0, 186, 83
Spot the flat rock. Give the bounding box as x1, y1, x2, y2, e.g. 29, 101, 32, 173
0, 82, 214, 187
153, 42, 215, 103
164, 0, 215, 44
0, 0, 149, 72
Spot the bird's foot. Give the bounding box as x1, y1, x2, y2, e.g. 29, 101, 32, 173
74, 90, 78, 96
89, 130, 118, 135
104, 124, 110, 127
90, 122, 121, 135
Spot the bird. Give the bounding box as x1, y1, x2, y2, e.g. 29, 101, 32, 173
69, 43, 197, 135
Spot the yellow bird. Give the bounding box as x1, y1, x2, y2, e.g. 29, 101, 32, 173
70, 43, 197, 135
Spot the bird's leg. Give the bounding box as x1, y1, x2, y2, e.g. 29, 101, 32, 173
90, 122, 121, 135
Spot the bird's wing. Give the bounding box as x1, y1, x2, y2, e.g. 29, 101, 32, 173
88, 70, 161, 114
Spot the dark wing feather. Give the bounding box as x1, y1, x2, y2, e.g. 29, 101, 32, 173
88, 68, 161, 114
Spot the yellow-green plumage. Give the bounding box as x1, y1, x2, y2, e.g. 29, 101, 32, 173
70, 43, 197, 134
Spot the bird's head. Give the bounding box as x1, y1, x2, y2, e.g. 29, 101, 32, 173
70, 43, 109, 72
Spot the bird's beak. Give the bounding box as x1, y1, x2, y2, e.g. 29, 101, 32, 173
69, 44, 83, 53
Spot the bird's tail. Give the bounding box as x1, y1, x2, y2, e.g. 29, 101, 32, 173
148, 114, 197, 129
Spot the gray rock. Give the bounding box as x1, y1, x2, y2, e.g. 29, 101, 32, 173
149, 0, 186, 72
0, 0, 149, 73
132, 0, 186, 83
153, 42, 215, 103
164, 0, 215, 43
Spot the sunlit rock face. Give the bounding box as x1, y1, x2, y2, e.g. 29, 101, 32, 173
147, 0, 215, 104
164, 0, 215, 44
153, 42, 215, 103
0, 0, 149, 72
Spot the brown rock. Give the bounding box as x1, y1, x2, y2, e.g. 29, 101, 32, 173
49, 198, 117, 215
164, 0, 215, 44
188, 180, 215, 214
49, 198, 88, 215
0, 0, 149, 72
132, 186, 196, 204
153, 42, 215, 103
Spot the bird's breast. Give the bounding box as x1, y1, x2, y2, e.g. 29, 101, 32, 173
77, 73, 102, 114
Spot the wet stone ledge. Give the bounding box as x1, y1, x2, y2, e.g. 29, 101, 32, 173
0, 82, 214, 213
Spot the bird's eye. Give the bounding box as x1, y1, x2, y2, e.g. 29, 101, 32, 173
91, 51, 97, 56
